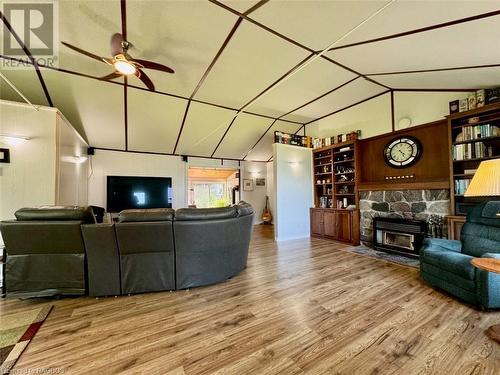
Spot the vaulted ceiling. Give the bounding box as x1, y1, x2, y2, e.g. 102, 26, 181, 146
1, 0, 500, 162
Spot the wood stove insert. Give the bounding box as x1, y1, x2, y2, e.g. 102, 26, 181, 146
373, 217, 426, 258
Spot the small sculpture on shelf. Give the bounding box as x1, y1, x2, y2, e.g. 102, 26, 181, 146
427, 214, 444, 238
336, 166, 354, 174
338, 185, 350, 194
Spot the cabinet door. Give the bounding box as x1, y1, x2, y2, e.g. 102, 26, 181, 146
311, 210, 324, 236
323, 211, 337, 238
335, 211, 351, 242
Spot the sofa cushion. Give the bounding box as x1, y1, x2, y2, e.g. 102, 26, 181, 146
422, 246, 475, 280
118, 208, 174, 222
461, 222, 500, 257
175, 206, 237, 221
15, 206, 95, 223
235, 201, 254, 217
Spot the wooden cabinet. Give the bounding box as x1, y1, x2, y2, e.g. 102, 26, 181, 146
310, 208, 360, 245
446, 215, 466, 240
311, 209, 324, 237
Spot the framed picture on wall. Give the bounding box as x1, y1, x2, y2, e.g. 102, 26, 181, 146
243, 179, 254, 191
255, 178, 265, 187
0, 148, 10, 163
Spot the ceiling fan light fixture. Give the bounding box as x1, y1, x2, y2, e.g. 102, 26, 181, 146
114, 60, 136, 75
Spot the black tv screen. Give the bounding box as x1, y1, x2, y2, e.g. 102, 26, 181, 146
107, 176, 172, 212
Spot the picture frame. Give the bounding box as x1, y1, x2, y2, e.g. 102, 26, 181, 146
243, 179, 254, 191
255, 178, 265, 187
0, 148, 10, 163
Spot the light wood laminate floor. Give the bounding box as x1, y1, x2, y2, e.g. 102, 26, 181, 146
2, 225, 499, 374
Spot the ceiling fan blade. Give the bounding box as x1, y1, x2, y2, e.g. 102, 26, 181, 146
61, 41, 104, 62
99, 72, 122, 81
133, 59, 174, 74
135, 69, 155, 91
111, 33, 124, 56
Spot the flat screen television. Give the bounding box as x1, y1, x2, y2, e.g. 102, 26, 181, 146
107, 176, 172, 212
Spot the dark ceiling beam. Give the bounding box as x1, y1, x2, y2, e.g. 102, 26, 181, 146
121, 1, 128, 150
208, 0, 390, 91
120, 0, 127, 40
278, 76, 360, 120
0, 11, 53, 107
390, 90, 395, 132
239, 53, 314, 110
393, 88, 477, 92
366, 62, 500, 77
212, 54, 314, 158
242, 76, 361, 159
93, 147, 269, 163
124, 76, 129, 150
0, 54, 303, 126
210, 114, 238, 157
172, 101, 191, 155
241, 119, 277, 161
172, 16, 244, 154
304, 89, 391, 126
326, 9, 500, 52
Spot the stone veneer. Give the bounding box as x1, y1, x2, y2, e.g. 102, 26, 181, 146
359, 189, 451, 247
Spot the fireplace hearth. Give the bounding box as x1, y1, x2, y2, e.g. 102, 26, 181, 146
373, 217, 426, 258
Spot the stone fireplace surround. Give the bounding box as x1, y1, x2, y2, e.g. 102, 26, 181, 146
359, 189, 450, 247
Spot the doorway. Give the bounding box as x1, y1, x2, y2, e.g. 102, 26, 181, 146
187, 167, 239, 208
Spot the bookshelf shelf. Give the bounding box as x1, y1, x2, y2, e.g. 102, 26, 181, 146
452, 135, 500, 146
452, 155, 498, 163
313, 140, 359, 210
447, 102, 500, 215
334, 159, 355, 164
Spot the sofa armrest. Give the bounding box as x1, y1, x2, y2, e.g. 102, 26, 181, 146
481, 253, 500, 260
476, 253, 500, 309
421, 238, 462, 253
82, 224, 121, 296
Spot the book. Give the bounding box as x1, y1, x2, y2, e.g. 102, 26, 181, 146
459, 98, 468, 112
467, 92, 477, 110
476, 89, 485, 107
449, 100, 459, 114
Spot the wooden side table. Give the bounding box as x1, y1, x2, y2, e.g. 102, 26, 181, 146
471, 258, 500, 342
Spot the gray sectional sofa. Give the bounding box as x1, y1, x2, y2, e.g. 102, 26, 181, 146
0, 203, 254, 298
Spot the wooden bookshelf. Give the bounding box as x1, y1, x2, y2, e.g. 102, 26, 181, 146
447, 102, 500, 215
311, 140, 360, 245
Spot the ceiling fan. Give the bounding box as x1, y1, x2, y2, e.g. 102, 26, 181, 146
61, 33, 174, 91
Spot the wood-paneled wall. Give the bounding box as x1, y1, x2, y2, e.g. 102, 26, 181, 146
358, 120, 450, 190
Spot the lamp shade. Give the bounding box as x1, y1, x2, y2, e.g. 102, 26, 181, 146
464, 159, 500, 196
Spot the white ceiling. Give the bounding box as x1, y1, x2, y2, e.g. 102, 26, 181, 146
1, 0, 500, 161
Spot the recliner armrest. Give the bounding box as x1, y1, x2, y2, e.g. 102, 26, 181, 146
422, 238, 462, 253
481, 253, 500, 260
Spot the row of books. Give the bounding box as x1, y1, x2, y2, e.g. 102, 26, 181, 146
457, 124, 496, 141
453, 142, 492, 160
274, 130, 361, 149
449, 87, 500, 114
455, 179, 471, 195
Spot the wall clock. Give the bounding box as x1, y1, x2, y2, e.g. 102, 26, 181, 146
383, 135, 422, 168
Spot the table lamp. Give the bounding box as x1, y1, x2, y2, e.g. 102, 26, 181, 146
464, 159, 500, 216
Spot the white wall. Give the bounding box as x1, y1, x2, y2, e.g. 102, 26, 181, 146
56, 113, 89, 206
0, 100, 88, 220
273, 143, 313, 241
240, 161, 269, 224
393, 91, 469, 129
311, 91, 470, 139
317, 93, 392, 139
87, 150, 244, 212
88, 150, 187, 209
266, 161, 274, 223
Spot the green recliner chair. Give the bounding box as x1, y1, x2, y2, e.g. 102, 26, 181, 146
420, 201, 500, 309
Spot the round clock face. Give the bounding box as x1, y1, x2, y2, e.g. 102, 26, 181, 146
383, 136, 422, 168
